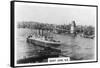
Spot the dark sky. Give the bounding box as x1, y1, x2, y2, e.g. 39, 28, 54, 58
15, 2, 96, 26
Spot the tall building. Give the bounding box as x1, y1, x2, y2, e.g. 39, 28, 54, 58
70, 20, 76, 34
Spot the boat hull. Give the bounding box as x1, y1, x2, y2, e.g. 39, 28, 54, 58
27, 38, 61, 47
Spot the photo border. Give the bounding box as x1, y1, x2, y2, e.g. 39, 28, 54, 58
10, 1, 98, 67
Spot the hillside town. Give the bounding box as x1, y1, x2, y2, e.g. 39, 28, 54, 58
17, 20, 95, 39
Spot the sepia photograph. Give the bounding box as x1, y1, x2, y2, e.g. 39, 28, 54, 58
11, 1, 98, 67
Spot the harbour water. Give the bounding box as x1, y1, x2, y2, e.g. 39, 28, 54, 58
16, 28, 95, 64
